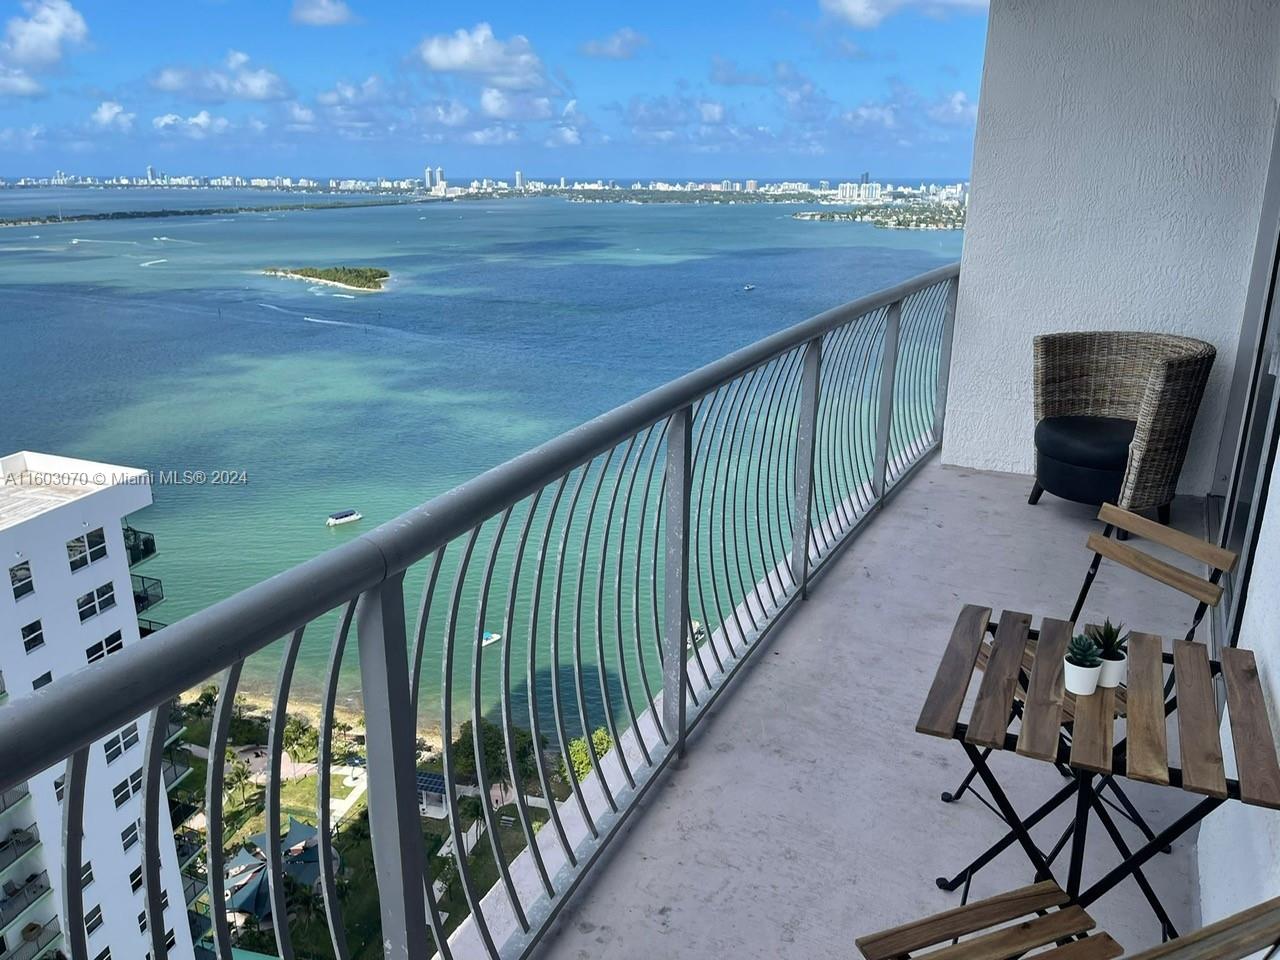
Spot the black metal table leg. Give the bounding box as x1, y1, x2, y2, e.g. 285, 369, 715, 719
1089, 786, 1179, 939
1065, 774, 1094, 899
1100, 777, 1173, 854
961, 742, 1058, 882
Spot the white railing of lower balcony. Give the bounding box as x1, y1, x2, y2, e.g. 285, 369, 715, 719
0, 261, 958, 960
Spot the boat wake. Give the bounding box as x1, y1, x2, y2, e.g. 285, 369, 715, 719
139, 259, 168, 267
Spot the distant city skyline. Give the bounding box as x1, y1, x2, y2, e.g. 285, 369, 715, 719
0, 0, 988, 178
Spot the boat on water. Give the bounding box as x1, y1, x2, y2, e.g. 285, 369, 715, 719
743, 284, 756, 291
482, 631, 503, 647
326, 509, 362, 527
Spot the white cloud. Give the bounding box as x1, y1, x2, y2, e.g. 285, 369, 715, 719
698, 100, 725, 124
464, 124, 519, 146
151, 50, 290, 102
286, 101, 315, 127
291, 0, 353, 26
0, 66, 39, 95
419, 98, 470, 127
1, 0, 86, 67
479, 86, 551, 120
928, 89, 978, 124
581, 27, 647, 60
417, 23, 544, 90
0, 123, 43, 149
546, 124, 581, 146
90, 100, 134, 131
709, 56, 767, 86
317, 74, 381, 105
820, 0, 987, 28
152, 109, 231, 139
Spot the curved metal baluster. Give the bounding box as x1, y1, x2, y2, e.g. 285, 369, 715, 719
317, 601, 361, 960
748, 354, 791, 614
617, 423, 662, 751
807, 330, 840, 552
533, 473, 595, 845
574, 447, 636, 792
441, 524, 501, 957
598, 434, 652, 770
766, 349, 805, 592
836, 313, 880, 518
688, 385, 730, 678
141, 700, 171, 960
501, 490, 558, 897
206, 662, 243, 960
695, 378, 738, 663
730, 361, 777, 631
631, 418, 670, 741
819, 323, 859, 538
410, 548, 447, 720
853, 312, 888, 512
61, 747, 90, 960
707, 371, 752, 652
472, 507, 532, 932
265, 627, 306, 960
722, 364, 767, 639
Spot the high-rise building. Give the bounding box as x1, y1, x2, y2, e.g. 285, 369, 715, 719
435, 166, 444, 186
559, 176, 567, 189
145, 165, 155, 184
424, 165, 433, 189
0, 451, 197, 960
746, 179, 758, 192
514, 170, 524, 190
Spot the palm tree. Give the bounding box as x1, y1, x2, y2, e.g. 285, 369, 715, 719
225, 755, 252, 806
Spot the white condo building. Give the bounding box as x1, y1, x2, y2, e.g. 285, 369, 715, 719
0, 452, 199, 960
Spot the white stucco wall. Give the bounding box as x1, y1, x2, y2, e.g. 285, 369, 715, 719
1197, 464, 1280, 936
942, 0, 1280, 494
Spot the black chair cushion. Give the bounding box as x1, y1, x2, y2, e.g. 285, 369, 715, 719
1034, 416, 1136, 469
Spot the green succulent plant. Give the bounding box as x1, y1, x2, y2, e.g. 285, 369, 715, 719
1066, 633, 1102, 669
1085, 619, 1128, 661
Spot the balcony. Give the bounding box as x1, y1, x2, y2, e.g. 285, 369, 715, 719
132, 573, 165, 613
139, 618, 168, 638
0, 870, 52, 933
123, 524, 158, 566
2, 917, 61, 960
181, 867, 207, 907
174, 827, 203, 870
0, 783, 29, 817
162, 748, 193, 792
0, 824, 39, 876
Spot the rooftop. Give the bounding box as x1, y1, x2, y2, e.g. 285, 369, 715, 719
0, 450, 148, 532
533, 460, 1203, 958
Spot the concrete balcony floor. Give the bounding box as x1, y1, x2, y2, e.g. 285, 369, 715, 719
534, 459, 1206, 959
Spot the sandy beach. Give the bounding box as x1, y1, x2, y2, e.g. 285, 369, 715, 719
262, 269, 389, 292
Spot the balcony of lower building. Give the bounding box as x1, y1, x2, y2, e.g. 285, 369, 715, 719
0, 784, 30, 818
164, 708, 187, 746
181, 866, 208, 908
174, 826, 203, 871
0, 824, 39, 878
0, 870, 52, 936
162, 747, 193, 793
2, 916, 61, 960
132, 573, 165, 614
123, 524, 158, 567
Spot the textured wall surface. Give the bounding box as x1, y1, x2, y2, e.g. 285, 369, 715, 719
942, 0, 1280, 494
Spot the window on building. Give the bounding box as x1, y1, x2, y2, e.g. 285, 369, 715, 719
85, 904, 103, 935
121, 820, 139, 851
9, 560, 33, 600
130, 864, 143, 892
67, 527, 108, 571
165, 928, 176, 950
112, 768, 143, 807
82, 861, 95, 888
20, 619, 44, 653
54, 774, 65, 802
93, 948, 112, 960
32, 671, 52, 690
77, 582, 116, 622
137, 909, 146, 934
86, 630, 124, 664
105, 723, 140, 763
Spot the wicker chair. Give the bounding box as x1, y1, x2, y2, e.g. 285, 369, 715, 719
1029, 332, 1215, 519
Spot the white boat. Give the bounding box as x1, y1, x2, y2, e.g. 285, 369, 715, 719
326, 509, 362, 527
743, 284, 756, 291
482, 631, 503, 647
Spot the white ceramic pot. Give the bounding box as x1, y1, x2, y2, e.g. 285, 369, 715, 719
1064, 658, 1102, 696
1098, 654, 1128, 689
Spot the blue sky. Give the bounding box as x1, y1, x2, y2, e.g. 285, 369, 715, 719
0, 0, 988, 180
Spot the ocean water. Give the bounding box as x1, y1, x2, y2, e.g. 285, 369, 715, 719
0, 192, 962, 727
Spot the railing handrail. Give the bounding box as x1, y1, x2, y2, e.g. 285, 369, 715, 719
0, 260, 958, 793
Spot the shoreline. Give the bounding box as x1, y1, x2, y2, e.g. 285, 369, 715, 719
262, 269, 389, 293
0, 197, 419, 228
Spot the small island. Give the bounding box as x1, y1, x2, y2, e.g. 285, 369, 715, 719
264, 265, 391, 291
793, 203, 965, 231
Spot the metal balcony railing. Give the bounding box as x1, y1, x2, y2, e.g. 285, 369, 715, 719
0, 263, 959, 960
132, 573, 164, 613
139, 617, 168, 638
174, 827, 203, 869
124, 524, 158, 566
0, 783, 29, 817
0, 824, 39, 875
3, 916, 60, 960
181, 868, 207, 906
0, 870, 51, 931
162, 750, 192, 792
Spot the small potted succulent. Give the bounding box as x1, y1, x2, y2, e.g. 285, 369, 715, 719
1088, 619, 1129, 688
1064, 633, 1103, 696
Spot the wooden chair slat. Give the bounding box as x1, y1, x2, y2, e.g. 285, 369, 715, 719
1016, 618, 1073, 761
1173, 640, 1228, 799
1222, 647, 1280, 810
1070, 686, 1116, 774
966, 611, 1033, 748
1040, 933, 1125, 959
1097, 504, 1238, 572
918, 906, 1095, 960
918, 604, 992, 739
1124, 633, 1169, 786
1085, 534, 1223, 606
1121, 896, 1280, 959
854, 880, 1068, 960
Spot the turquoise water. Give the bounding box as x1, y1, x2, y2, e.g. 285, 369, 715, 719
0, 192, 961, 724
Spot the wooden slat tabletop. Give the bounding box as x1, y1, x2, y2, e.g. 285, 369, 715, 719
1221, 647, 1280, 810
1016, 617, 1072, 761
966, 610, 1033, 749
917, 604, 990, 739
1173, 640, 1228, 799
1070, 686, 1116, 774
1124, 633, 1169, 786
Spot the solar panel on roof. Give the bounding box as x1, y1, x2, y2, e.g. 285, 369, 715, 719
416, 772, 447, 794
